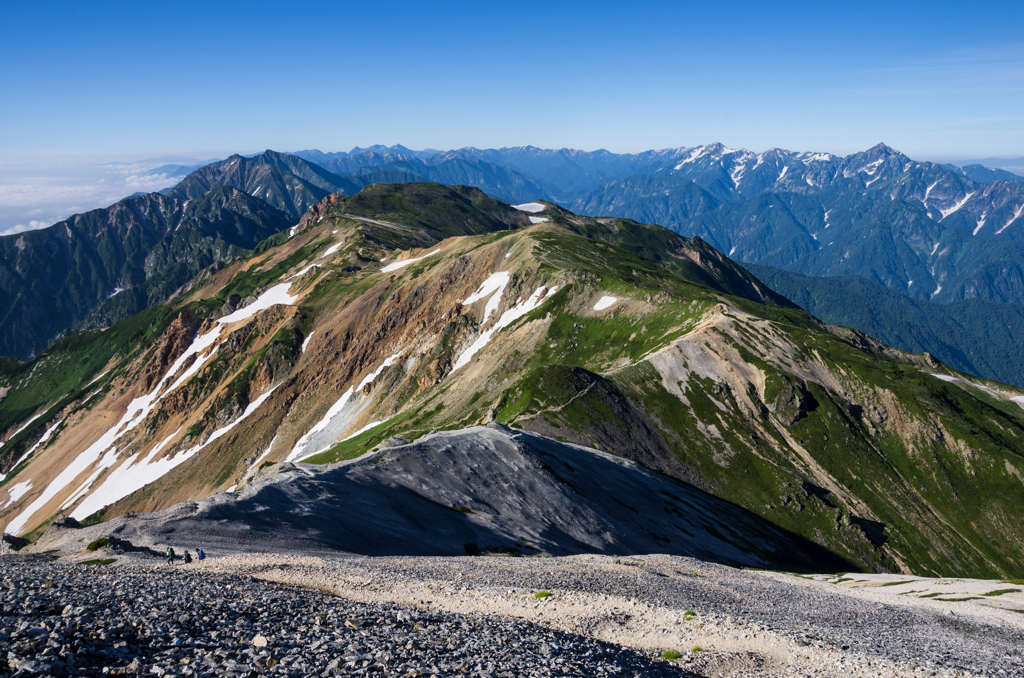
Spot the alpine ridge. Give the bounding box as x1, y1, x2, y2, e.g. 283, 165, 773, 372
2, 183, 1023, 581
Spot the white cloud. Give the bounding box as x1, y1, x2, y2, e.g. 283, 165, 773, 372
0, 221, 50, 236
0, 160, 183, 235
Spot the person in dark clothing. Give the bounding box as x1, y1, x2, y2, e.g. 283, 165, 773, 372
166, 547, 176, 564
184, 551, 193, 565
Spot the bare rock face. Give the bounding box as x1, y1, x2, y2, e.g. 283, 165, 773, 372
768, 374, 815, 426
219, 294, 243, 316
46, 427, 841, 572
1, 533, 29, 553
140, 310, 202, 391
294, 193, 345, 234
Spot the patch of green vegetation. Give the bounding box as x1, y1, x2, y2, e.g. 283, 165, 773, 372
691, 646, 703, 653
880, 580, 920, 587
936, 597, 983, 602
1003, 579, 1024, 585
80, 509, 107, 528
534, 590, 551, 599
450, 506, 474, 514
982, 588, 1021, 597
304, 421, 392, 465
81, 558, 116, 566
661, 649, 682, 660
196, 237, 330, 317
86, 537, 108, 551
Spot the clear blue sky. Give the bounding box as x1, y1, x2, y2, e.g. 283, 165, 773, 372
1, 0, 1023, 159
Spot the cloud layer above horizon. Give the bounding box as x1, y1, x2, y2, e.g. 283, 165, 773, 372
0, 162, 186, 235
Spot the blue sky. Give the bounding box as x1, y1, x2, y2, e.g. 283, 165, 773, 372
1, 0, 1023, 160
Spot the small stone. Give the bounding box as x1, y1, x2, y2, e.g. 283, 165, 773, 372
252, 634, 268, 647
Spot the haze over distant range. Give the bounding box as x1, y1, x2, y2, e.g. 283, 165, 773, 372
2, 145, 1022, 236
0, 155, 221, 235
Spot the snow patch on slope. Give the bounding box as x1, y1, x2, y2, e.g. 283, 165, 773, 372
287, 354, 402, 462
70, 387, 279, 520
974, 213, 987, 236
939, 192, 974, 220
1, 481, 32, 510
451, 286, 559, 373
5, 281, 301, 534
923, 181, 938, 206
319, 242, 343, 258
594, 296, 618, 311
380, 249, 442, 273
463, 272, 512, 324
512, 202, 546, 213
997, 204, 1024, 234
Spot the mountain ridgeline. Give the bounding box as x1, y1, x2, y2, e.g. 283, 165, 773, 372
7, 141, 1024, 390
0, 188, 293, 361
1, 184, 1023, 581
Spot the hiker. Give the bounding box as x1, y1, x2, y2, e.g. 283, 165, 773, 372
196, 548, 205, 561
184, 551, 193, 565
166, 547, 176, 565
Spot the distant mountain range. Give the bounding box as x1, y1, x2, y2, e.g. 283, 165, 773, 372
9, 141, 1024, 388
940, 163, 1024, 184
944, 157, 1024, 177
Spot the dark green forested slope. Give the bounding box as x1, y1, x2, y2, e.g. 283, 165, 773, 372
747, 263, 1024, 387
0, 188, 292, 361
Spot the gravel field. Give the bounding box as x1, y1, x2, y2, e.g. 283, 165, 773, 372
0, 555, 691, 678
198, 553, 1024, 678
3, 551, 1023, 678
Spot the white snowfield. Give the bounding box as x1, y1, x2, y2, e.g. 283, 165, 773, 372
512, 202, 546, 213
528, 216, 548, 224
301, 330, 315, 354
451, 282, 559, 373
939, 192, 975, 220
462, 271, 511, 324
380, 248, 442, 273
1, 481, 31, 510
70, 388, 278, 521
319, 242, 343, 258
593, 296, 618, 311
5, 279, 302, 535
997, 204, 1024, 235
288, 353, 403, 462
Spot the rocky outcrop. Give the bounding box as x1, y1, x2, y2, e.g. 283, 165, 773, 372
1, 533, 29, 553
139, 310, 202, 392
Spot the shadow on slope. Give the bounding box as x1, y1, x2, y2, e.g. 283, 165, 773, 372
40, 426, 850, 572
